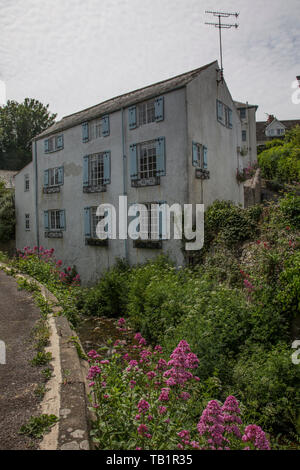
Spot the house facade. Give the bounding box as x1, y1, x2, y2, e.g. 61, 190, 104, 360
15, 61, 256, 284
256, 116, 300, 149
234, 101, 258, 167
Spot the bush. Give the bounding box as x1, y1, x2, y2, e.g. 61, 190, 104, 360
279, 192, 300, 229
231, 344, 300, 435
77, 259, 130, 317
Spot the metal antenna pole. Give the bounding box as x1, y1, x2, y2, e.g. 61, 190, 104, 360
205, 10, 239, 83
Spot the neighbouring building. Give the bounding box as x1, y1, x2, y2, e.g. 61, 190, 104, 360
234, 101, 258, 167
256, 115, 300, 149
0, 170, 17, 189
15, 60, 257, 284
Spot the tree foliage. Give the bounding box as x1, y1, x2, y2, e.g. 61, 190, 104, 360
258, 125, 300, 183
0, 98, 56, 170
0, 179, 15, 242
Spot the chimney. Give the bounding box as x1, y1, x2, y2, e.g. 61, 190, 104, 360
267, 114, 275, 124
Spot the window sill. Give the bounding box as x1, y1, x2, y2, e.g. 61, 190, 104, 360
85, 238, 108, 247
131, 176, 160, 188
195, 168, 210, 180
44, 148, 63, 154
83, 185, 107, 193
45, 231, 63, 238
133, 239, 162, 249
43, 186, 61, 194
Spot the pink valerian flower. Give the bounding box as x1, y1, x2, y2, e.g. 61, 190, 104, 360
178, 430, 190, 440
137, 424, 149, 436
244, 279, 254, 290
159, 388, 170, 402
117, 317, 126, 327
163, 340, 199, 386
137, 399, 150, 414
147, 415, 153, 421
139, 337, 147, 347
139, 349, 152, 363
134, 333, 142, 341
88, 381, 95, 387
126, 360, 139, 372
221, 395, 242, 438
135, 414, 141, 421
146, 371, 157, 380
156, 359, 168, 370
197, 400, 227, 449
122, 353, 130, 362
242, 425, 270, 450
177, 443, 184, 450
129, 380, 136, 389
88, 350, 100, 359
103, 394, 110, 399
87, 365, 101, 380
154, 345, 163, 354
179, 392, 191, 401
101, 382, 107, 388
191, 441, 200, 449
99, 360, 109, 364
56, 260, 62, 266
165, 377, 177, 387
158, 406, 167, 415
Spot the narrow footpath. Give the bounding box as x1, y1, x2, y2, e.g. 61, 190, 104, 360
0, 270, 41, 450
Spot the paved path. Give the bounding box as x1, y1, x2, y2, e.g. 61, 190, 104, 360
0, 270, 42, 450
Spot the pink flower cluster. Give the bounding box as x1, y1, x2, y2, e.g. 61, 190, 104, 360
242, 425, 270, 450
163, 340, 199, 387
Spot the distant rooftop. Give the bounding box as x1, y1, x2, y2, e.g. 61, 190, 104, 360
36, 60, 218, 139
256, 119, 300, 142
0, 170, 17, 188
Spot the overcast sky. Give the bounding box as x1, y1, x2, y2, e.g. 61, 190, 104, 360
0, 0, 299, 121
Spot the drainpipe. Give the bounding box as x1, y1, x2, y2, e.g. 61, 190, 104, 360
121, 108, 129, 263
34, 139, 40, 250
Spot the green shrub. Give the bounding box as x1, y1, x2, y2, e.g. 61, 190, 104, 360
279, 192, 300, 229
77, 259, 130, 317
231, 344, 300, 435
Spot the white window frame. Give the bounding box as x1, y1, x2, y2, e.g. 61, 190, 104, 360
90, 206, 106, 239
138, 99, 156, 126
193, 143, 208, 170
24, 174, 30, 191
49, 168, 60, 187
25, 213, 30, 231
88, 153, 105, 187
138, 140, 157, 180
138, 203, 159, 240
88, 119, 102, 140
49, 210, 62, 230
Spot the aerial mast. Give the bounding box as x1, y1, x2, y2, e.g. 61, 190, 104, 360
205, 10, 239, 83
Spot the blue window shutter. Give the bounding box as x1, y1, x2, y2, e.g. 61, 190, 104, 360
82, 122, 89, 143
155, 96, 164, 122
203, 146, 208, 169
102, 115, 110, 137
59, 210, 66, 230
192, 142, 198, 167
156, 137, 166, 176
129, 144, 138, 180
228, 109, 233, 128
103, 152, 111, 184
44, 170, 49, 187
128, 106, 137, 130
83, 155, 89, 186
84, 207, 91, 237
44, 211, 49, 230
44, 139, 49, 153
56, 135, 64, 149
57, 166, 64, 185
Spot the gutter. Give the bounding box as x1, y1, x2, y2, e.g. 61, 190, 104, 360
121, 108, 129, 263
34, 139, 39, 250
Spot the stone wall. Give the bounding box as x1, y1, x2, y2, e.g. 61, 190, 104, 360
244, 168, 261, 208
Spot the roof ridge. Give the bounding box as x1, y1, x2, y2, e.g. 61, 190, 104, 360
62, 60, 218, 120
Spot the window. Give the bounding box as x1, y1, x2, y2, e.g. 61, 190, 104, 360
44, 210, 65, 231
84, 206, 109, 245
82, 116, 110, 142
130, 138, 165, 184
139, 140, 157, 179
216, 100, 233, 129
83, 152, 111, 190
242, 130, 247, 142
240, 108, 246, 119
192, 143, 208, 169
25, 214, 30, 231
138, 100, 156, 126
128, 96, 164, 129
44, 135, 64, 153
24, 174, 30, 191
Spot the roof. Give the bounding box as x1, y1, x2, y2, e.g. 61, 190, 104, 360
256, 119, 300, 142
36, 60, 218, 140
234, 100, 258, 110
0, 170, 18, 188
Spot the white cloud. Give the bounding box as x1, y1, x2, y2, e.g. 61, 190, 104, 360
0, 0, 299, 120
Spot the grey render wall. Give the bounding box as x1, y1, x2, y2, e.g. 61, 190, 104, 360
186, 65, 244, 208
31, 87, 188, 284
239, 106, 257, 167
15, 161, 36, 249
